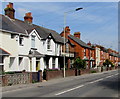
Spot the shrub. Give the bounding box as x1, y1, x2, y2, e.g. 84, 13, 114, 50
91, 70, 96, 73
73, 57, 86, 69
103, 59, 114, 67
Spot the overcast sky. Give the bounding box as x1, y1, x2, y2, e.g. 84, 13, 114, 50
1, 2, 118, 51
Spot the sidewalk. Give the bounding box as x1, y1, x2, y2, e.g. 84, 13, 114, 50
2, 69, 118, 93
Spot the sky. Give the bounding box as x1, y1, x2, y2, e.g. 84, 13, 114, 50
0, 2, 119, 51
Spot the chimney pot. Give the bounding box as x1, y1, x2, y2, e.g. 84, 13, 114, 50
74, 32, 81, 39
24, 12, 33, 24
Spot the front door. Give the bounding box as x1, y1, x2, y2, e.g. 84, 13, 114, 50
36, 58, 40, 71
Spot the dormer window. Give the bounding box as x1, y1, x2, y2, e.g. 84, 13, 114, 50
31, 35, 35, 48
19, 36, 24, 46
47, 39, 51, 49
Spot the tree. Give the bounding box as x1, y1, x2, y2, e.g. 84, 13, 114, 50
73, 57, 86, 69
103, 59, 114, 67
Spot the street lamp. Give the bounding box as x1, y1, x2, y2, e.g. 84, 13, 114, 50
63, 7, 83, 78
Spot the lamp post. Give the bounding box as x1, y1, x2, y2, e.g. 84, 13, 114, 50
63, 8, 83, 78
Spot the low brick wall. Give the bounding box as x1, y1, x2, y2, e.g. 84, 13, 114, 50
80, 69, 90, 75
1, 71, 42, 86
65, 69, 75, 77
46, 70, 63, 81
45, 69, 76, 80
115, 66, 118, 69
90, 68, 98, 73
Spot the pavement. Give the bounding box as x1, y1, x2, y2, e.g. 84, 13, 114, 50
2, 69, 118, 92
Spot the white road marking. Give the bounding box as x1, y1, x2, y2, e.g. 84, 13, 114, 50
114, 73, 119, 76
55, 73, 118, 96
55, 85, 84, 96
89, 78, 104, 84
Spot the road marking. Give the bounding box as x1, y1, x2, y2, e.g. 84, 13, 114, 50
89, 78, 103, 84
114, 73, 119, 76
55, 85, 84, 96
105, 73, 118, 79
55, 73, 118, 96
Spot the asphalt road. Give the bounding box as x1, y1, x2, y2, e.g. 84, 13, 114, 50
2, 70, 119, 98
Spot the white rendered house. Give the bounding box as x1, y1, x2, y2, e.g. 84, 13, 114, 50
0, 3, 64, 72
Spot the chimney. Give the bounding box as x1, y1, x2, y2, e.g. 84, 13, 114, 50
87, 41, 91, 46
60, 26, 70, 39
24, 12, 33, 24
74, 32, 81, 39
4, 2, 15, 19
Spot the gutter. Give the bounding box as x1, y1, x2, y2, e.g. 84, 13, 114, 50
0, 29, 29, 37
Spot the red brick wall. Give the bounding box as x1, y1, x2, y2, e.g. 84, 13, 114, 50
65, 69, 75, 77
46, 70, 63, 80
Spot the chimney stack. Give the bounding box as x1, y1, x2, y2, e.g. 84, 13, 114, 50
87, 41, 91, 46
60, 26, 71, 39
4, 2, 15, 19
24, 12, 33, 24
74, 32, 81, 39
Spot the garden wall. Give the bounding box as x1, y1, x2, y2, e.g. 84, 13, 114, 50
45, 70, 63, 81
1, 71, 42, 86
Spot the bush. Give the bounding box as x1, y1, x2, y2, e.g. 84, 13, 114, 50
91, 70, 96, 73
73, 57, 86, 69
103, 59, 114, 67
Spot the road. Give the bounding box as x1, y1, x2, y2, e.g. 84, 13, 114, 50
2, 70, 119, 98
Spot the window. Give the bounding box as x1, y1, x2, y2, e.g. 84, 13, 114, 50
47, 39, 51, 49
19, 36, 24, 46
11, 34, 16, 39
0, 56, 3, 63
19, 57, 23, 65
9, 57, 15, 67
84, 49, 86, 56
91, 51, 92, 57
66, 43, 69, 53
52, 58, 55, 69
31, 36, 35, 48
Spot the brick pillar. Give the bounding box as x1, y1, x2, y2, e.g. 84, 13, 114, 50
67, 59, 71, 69
38, 70, 42, 82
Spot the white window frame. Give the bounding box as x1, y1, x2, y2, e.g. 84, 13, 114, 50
31, 35, 35, 48
47, 39, 51, 50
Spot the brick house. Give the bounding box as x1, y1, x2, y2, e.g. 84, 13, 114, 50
60, 26, 75, 69
60, 26, 95, 69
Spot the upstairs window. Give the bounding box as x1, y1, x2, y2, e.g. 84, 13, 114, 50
66, 43, 69, 53
11, 34, 16, 39
31, 36, 35, 48
47, 39, 51, 49
19, 36, 24, 46
84, 49, 86, 56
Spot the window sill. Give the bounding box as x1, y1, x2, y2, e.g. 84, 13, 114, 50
31, 48, 37, 50
47, 49, 52, 52
20, 44, 24, 46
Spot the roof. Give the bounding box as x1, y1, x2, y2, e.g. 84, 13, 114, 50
0, 14, 64, 44
0, 48, 10, 56
68, 35, 92, 49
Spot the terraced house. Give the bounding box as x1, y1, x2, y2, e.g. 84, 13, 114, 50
0, 3, 119, 74
0, 3, 67, 72
60, 26, 95, 69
